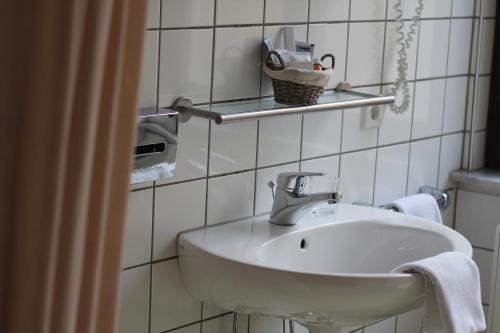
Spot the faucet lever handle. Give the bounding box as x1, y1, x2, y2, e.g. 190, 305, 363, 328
276, 172, 328, 197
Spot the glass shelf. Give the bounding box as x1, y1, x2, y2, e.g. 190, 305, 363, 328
166, 90, 395, 125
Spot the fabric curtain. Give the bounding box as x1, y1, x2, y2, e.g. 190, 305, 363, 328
0, 0, 147, 332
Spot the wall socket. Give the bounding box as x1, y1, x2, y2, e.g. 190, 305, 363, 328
362, 105, 385, 129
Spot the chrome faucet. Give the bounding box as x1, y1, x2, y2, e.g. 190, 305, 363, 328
269, 172, 342, 226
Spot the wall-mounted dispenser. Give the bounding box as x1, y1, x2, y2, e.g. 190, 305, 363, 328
131, 108, 178, 184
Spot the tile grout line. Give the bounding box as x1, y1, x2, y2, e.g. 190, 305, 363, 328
148, 1, 163, 332
146, 15, 480, 32
372, 0, 391, 207
436, 1, 455, 189
203, 0, 218, 230
405, 15, 423, 196
337, 0, 353, 181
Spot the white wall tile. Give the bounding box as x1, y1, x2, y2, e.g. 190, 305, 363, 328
258, 115, 302, 167
350, 0, 387, 20
472, 131, 487, 170
202, 301, 227, 319
484, 0, 498, 17
416, 20, 450, 79
479, 19, 496, 74
396, 308, 424, 333
341, 107, 379, 152
364, 317, 396, 333
438, 133, 463, 189
265, 0, 309, 23
466, 76, 475, 131
474, 247, 494, 304
301, 111, 342, 159
309, 0, 350, 21
379, 84, 414, 145
443, 76, 468, 133
347, 22, 385, 86
162, 0, 215, 28
308, 23, 348, 88
146, 0, 160, 28
122, 190, 153, 268
170, 323, 201, 333
255, 163, 299, 215
209, 121, 258, 175
119, 267, 150, 333
159, 118, 209, 184
452, 0, 475, 17
470, 19, 480, 74
456, 190, 500, 250
261, 25, 307, 95
447, 19, 473, 76
217, 0, 264, 25
139, 31, 158, 109
339, 149, 377, 204
407, 137, 440, 194
206, 171, 255, 225
421, 0, 452, 18
249, 315, 284, 333
203, 313, 248, 333
213, 27, 262, 101
476, 76, 491, 131
293, 322, 310, 333
159, 29, 213, 106
383, 22, 419, 83
153, 180, 206, 260
412, 79, 445, 139
374, 143, 410, 206
151, 260, 201, 333
462, 132, 471, 169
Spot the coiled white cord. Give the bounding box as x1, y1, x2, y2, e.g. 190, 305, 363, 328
390, 0, 424, 114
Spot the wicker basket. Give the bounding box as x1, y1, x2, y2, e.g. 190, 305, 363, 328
264, 51, 333, 106
271, 79, 324, 105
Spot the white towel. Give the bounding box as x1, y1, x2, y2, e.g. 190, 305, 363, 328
385, 193, 443, 224
393, 252, 486, 333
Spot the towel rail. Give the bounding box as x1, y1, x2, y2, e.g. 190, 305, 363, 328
354, 186, 450, 212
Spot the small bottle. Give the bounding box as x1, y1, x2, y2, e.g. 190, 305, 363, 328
313, 58, 321, 71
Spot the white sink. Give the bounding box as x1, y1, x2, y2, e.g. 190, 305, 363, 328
178, 203, 471, 332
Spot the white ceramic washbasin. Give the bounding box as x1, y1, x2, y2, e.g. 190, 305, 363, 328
178, 203, 471, 332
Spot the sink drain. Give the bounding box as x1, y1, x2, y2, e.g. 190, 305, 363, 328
300, 238, 308, 249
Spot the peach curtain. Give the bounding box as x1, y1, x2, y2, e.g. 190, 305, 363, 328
0, 0, 147, 332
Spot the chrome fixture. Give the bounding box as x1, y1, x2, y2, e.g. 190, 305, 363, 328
269, 172, 342, 226
167, 85, 395, 125
354, 186, 450, 212
420, 186, 450, 210
131, 108, 178, 184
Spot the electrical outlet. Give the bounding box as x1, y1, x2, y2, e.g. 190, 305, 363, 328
362, 105, 385, 129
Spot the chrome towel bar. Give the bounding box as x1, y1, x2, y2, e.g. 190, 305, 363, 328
354, 186, 450, 212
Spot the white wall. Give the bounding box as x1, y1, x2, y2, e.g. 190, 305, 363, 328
119, 0, 496, 333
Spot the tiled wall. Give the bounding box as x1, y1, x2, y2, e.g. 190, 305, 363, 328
463, 0, 496, 170
119, 1, 496, 333
456, 189, 499, 324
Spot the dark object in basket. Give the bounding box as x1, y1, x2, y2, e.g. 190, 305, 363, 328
265, 51, 335, 106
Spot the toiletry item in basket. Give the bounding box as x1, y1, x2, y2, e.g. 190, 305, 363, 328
313, 58, 321, 71
263, 38, 280, 66
295, 41, 315, 57
288, 51, 312, 62
288, 61, 314, 70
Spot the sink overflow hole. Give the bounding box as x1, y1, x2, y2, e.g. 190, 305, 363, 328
300, 239, 307, 249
